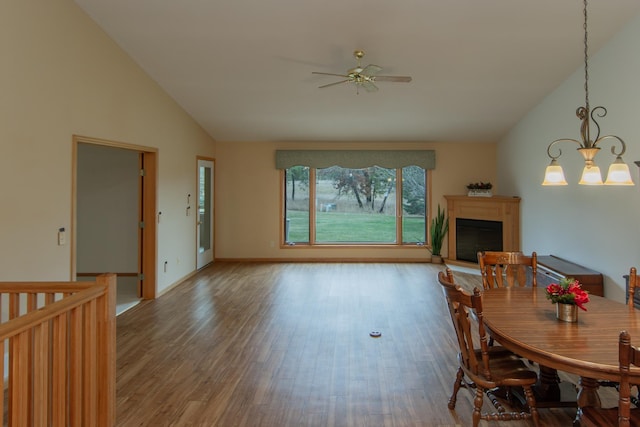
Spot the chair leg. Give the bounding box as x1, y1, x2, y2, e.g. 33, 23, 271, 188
448, 367, 464, 409
523, 385, 540, 427
473, 386, 484, 427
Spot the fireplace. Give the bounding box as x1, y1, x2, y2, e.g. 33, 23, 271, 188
455, 218, 503, 262
444, 195, 521, 262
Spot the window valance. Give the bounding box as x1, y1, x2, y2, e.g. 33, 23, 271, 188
275, 150, 435, 170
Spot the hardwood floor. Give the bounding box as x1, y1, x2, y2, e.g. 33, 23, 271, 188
115, 262, 590, 426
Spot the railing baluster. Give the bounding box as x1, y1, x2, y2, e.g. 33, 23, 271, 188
69, 305, 83, 426
52, 311, 68, 426
83, 299, 98, 427
33, 322, 49, 426
11, 330, 29, 427
96, 274, 117, 426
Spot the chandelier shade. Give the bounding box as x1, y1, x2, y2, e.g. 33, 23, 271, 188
605, 156, 634, 185
578, 165, 603, 186
541, 159, 568, 186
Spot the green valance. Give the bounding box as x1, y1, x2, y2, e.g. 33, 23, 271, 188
275, 150, 435, 170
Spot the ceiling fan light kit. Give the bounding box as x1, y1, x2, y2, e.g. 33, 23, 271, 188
312, 50, 412, 94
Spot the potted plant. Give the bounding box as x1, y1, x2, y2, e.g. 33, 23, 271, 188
430, 204, 449, 264
466, 182, 493, 197
545, 277, 590, 322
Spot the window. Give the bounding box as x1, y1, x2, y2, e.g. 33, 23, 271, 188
313, 165, 398, 243
284, 166, 310, 243
280, 151, 433, 247
401, 165, 426, 244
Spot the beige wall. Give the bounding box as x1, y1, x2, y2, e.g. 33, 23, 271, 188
1, 0, 215, 294
0, 0, 500, 291
214, 141, 497, 261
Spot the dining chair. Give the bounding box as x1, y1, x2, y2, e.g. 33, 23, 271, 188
477, 251, 538, 348
438, 269, 540, 427
599, 267, 640, 397
580, 330, 640, 427
627, 267, 638, 309
477, 251, 538, 289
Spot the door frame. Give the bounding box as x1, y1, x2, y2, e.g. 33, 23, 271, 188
71, 135, 158, 299
196, 156, 215, 269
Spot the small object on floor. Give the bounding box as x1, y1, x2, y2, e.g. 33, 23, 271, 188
370, 331, 382, 338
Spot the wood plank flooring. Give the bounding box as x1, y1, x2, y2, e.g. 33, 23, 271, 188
115, 263, 594, 426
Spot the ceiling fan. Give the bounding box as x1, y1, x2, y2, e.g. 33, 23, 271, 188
312, 50, 412, 93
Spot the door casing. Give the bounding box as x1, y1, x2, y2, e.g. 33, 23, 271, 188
71, 135, 157, 299
196, 157, 215, 269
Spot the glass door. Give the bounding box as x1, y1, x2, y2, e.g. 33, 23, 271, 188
197, 158, 214, 269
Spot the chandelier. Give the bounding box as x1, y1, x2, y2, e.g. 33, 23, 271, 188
542, 0, 634, 186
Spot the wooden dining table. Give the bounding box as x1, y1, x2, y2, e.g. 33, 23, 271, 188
480, 286, 640, 423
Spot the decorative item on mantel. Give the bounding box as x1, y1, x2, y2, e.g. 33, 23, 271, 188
545, 277, 590, 322
466, 182, 493, 197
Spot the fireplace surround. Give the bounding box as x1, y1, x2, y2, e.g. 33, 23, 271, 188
444, 195, 521, 263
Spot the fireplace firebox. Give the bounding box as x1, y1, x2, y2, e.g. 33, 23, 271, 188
455, 218, 503, 263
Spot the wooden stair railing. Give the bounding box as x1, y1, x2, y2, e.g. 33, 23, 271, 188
0, 273, 116, 426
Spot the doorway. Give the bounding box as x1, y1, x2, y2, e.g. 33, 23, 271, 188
197, 157, 214, 269
72, 136, 157, 313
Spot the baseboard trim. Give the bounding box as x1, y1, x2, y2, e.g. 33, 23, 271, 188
214, 257, 433, 263
444, 258, 479, 268
157, 270, 199, 298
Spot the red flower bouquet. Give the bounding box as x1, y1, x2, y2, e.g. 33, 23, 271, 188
545, 277, 590, 311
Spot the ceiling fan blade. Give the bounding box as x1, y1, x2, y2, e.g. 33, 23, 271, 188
312, 51, 409, 92
318, 79, 351, 89
362, 81, 378, 93
312, 71, 350, 78
372, 76, 412, 83
361, 64, 382, 75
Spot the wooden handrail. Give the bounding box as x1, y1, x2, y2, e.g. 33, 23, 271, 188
0, 285, 104, 340
0, 281, 98, 293
0, 273, 116, 426
76, 272, 138, 277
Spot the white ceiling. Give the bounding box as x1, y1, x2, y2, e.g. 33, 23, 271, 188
74, 0, 640, 143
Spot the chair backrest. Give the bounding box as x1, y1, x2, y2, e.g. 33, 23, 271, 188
477, 251, 538, 289
617, 330, 640, 426
627, 267, 638, 309
438, 269, 491, 380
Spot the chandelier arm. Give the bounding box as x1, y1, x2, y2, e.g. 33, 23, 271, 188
589, 106, 608, 142
594, 135, 627, 157
546, 138, 582, 160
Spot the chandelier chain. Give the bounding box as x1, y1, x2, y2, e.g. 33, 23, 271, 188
583, 0, 589, 111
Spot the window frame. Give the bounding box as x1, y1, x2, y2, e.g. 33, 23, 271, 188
281, 167, 432, 248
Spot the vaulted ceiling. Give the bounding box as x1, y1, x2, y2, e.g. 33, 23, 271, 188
74, 0, 640, 143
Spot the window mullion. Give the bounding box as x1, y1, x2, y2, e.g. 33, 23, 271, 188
396, 168, 402, 246
309, 168, 317, 245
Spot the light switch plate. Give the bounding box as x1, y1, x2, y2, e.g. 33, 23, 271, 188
58, 230, 66, 246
